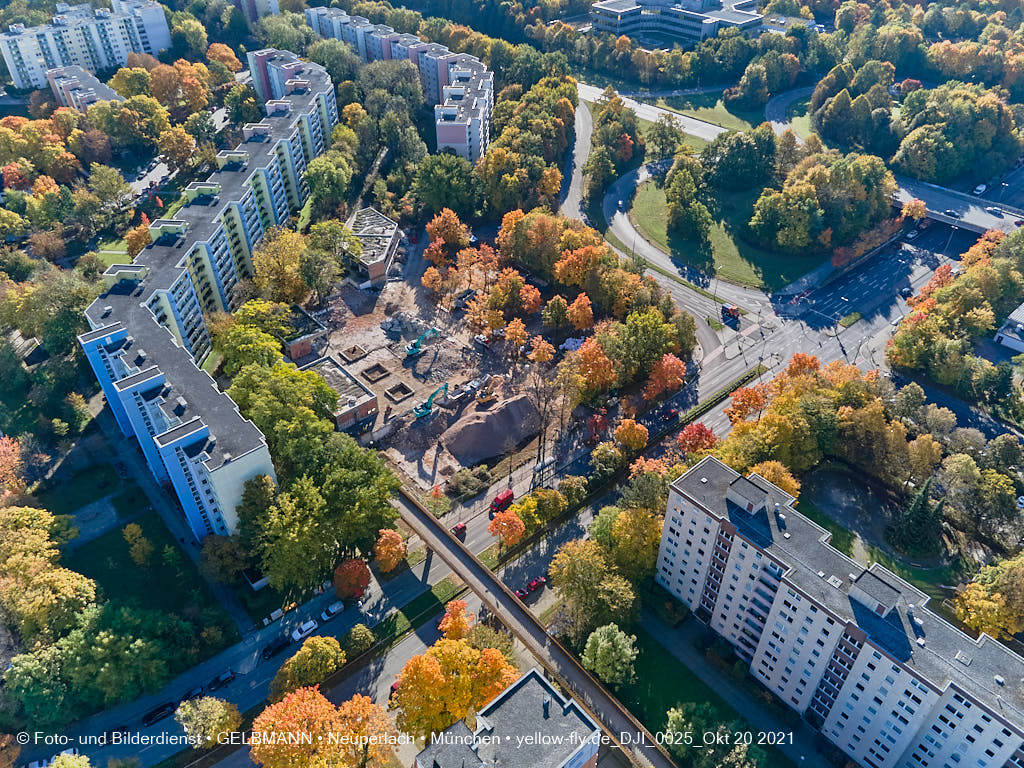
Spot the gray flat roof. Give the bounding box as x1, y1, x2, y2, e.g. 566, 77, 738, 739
416, 669, 599, 768
673, 457, 1024, 732
298, 356, 374, 412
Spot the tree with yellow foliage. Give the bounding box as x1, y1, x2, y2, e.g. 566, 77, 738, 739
253, 228, 308, 304
438, 599, 474, 640
955, 553, 1024, 639
749, 461, 800, 499
373, 529, 406, 573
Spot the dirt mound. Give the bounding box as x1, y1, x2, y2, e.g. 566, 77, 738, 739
443, 395, 540, 465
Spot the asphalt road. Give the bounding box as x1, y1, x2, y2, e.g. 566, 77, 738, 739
558, 85, 593, 223
394, 491, 677, 768
577, 83, 727, 144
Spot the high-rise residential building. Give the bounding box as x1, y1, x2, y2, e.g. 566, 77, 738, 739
590, 0, 763, 42
0, 1, 170, 90
232, 0, 279, 24
657, 456, 1024, 768
79, 50, 338, 541
46, 64, 122, 111
304, 7, 493, 163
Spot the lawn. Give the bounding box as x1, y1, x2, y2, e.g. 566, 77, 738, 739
35, 463, 121, 516
629, 181, 822, 290
617, 628, 793, 768
374, 576, 462, 642
655, 91, 763, 133
64, 510, 236, 632
583, 100, 707, 156
786, 97, 813, 140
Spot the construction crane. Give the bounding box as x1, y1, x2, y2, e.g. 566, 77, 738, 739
413, 383, 449, 419
405, 327, 440, 358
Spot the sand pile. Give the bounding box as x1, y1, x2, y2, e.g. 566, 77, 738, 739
443, 395, 540, 465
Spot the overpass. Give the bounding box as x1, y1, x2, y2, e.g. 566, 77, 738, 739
894, 176, 1024, 234
394, 488, 678, 768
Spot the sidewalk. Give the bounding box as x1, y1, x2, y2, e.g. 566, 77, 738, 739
641, 612, 827, 767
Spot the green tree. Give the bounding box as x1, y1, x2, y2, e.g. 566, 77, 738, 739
224, 84, 263, 125
414, 152, 482, 217
589, 505, 620, 549
269, 636, 346, 701
581, 623, 637, 686
344, 623, 376, 656
216, 323, 281, 377
549, 539, 636, 644
298, 249, 339, 307
646, 113, 686, 159
176, 697, 243, 745
888, 478, 943, 556
304, 153, 353, 218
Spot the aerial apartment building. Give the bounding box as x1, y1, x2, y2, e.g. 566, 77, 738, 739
658, 457, 1024, 768
590, 0, 763, 43
46, 64, 122, 111
232, 0, 279, 24
79, 50, 339, 542
0, 1, 170, 90
304, 6, 493, 163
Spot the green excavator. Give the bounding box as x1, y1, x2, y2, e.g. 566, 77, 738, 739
413, 383, 449, 419
405, 327, 440, 358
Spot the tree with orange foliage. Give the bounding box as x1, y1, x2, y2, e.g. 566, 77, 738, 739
150, 60, 210, 122
207, 43, 242, 72
577, 338, 616, 390
488, 509, 526, 548
0, 436, 24, 502
642, 353, 686, 400
554, 245, 604, 288
336, 694, 397, 768
528, 336, 555, 364
749, 461, 801, 499
520, 283, 542, 314
677, 423, 718, 456
333, 558, 370, 599
424, 208, 470, 267
614, 419, 648, 452
724, 384, 768, 423
505, 318, 528, 355
784, 352, 820, 378
373, 529, 405, 573
910, 263, 954, 306
567, 293, 594, 330
394, 638, 518, 739
438, 599, 474, 640
125, 221, 152, 259
421, 265, 443, 296
902, 198, 927, 220
250, 687, 345, 768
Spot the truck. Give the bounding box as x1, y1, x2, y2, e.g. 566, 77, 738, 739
489, 489, 514, 518
721, 304, 741, 320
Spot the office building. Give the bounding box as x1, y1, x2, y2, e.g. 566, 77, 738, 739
304, 7, 493, 163
46, 64, 122, 111
590, 0, 763, 44
656, 457, 1024, 768
414, 668, 601, 768
79, 50, 338, 541
1, 1, 170, 90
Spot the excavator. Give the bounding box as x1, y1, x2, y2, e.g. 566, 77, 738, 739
405, 327, 440, 358
413, 383, 449, 419
476, 375, 502, 405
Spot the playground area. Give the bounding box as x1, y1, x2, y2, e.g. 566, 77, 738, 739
317, 280, 551, 491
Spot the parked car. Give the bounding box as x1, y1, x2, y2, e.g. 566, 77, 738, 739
900, 287, 913, 298
972, 183, 987, 195
320, 600, 345, 622
180, 686, 204, 704
661, 407, 679, 422
1016, 495, 1024, 510
101, 725, 129, 743
142, 702, 177, 727
944, 208, 961, 218
450, 522, 467, 538
905, 230, 919, 240
489, 489, 514, 518
473, 334, 492, 349
207, 669, 235, 691
291, 619, 319, 642
514, 587, 529, 599
527, 577, 547, 592
985, 206, 1003, 215
262, 635, 291, 660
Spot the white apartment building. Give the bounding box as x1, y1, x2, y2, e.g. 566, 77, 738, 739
658, 457, 1024, 768
304, 7, 492, 163
232, 0, 279, 24
79, 51, 338, 541
1, 1, 170, 90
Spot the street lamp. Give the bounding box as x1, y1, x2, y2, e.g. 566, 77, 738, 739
945, 225, 958, 255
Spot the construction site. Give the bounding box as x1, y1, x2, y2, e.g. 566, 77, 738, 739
308, 237, 562, 493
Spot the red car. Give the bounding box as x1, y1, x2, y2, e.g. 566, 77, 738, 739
661, 407, 679, 422
514, 588, 528, 599
527, 577, 546, 592
450, 522, 467, 538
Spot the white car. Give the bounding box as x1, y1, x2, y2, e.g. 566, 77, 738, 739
290, 619, 319, 642
320, 601, 345, 622
972, 184, 987, 195
986, 206, 1003, 215
905, 230, 919, 240
1016, 496, 1024, 510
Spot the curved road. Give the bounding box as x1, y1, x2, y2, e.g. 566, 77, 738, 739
395, 488, 677, 768
764, 85, 815, 137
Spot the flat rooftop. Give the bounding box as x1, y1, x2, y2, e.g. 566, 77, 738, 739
298, 356, 374, 413
673, 456, 1024, 731
350, 207, 398, 267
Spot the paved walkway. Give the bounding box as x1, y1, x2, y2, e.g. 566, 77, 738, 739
641, 613, 826, 767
